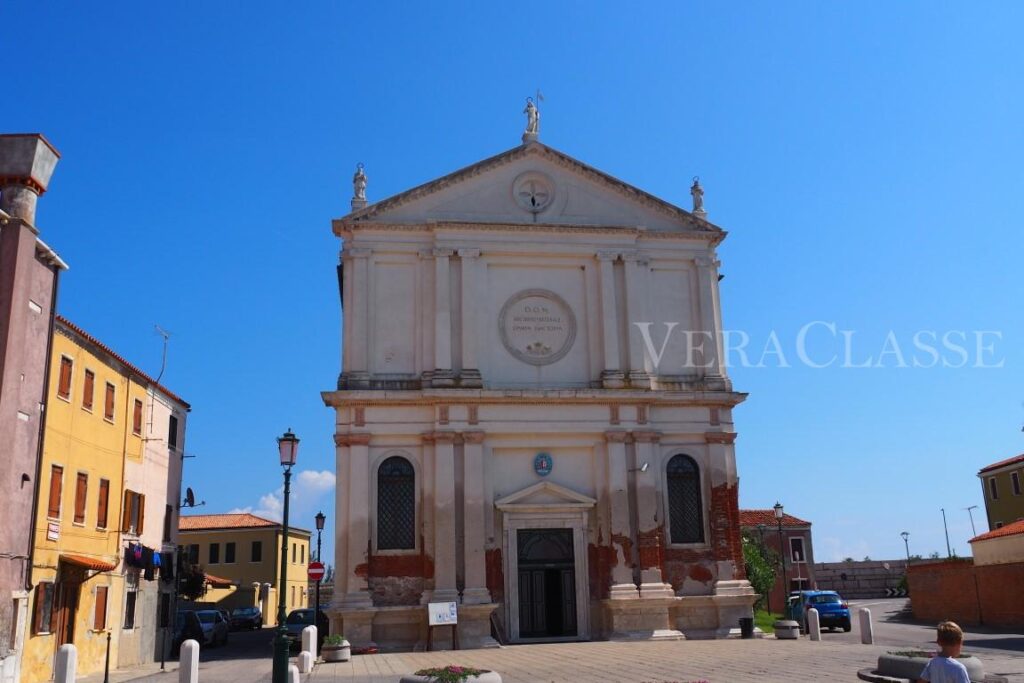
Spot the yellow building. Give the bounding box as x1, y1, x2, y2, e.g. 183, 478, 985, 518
178, 514, 312, 626
978, 453, 1024, 531
24, 317, 188, 682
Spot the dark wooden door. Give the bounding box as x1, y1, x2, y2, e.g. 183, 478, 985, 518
517, 529, 576, 639
54, 582, 79, 647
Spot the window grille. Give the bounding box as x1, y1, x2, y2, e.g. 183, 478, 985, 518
377, 456, 415, 550
667, 454, 704, 544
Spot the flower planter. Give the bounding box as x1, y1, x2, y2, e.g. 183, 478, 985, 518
877, 652, 984, 682
322, 641, 351, 662
399, 672, 501, 683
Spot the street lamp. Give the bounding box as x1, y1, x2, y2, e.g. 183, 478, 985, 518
964, 506, 978, 538
774, 502, 788, 614
272, 428, 299, 683
314, 510, 326, 624
756, 523, 770, 613
900, 531, 910, 561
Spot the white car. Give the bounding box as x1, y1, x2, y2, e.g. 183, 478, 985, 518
194, 609, 229, 646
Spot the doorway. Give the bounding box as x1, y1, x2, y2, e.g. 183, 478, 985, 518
517, 529, 577, 638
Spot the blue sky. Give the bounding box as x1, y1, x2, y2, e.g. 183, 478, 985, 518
7, 2, 1022, 566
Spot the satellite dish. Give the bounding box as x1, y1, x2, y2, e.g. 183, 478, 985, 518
185, 488, 195, 507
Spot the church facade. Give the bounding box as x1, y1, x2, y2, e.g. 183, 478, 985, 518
323, 121, 756, 650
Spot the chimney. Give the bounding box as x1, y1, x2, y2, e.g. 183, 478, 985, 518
0, 134, 61, 225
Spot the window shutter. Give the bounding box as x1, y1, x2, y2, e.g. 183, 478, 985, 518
47, 465, 63, 519
97, 479, 109, 528
94, 586, 108, 630
32, 584, 44, 634
104, 383, 115, 420
49, 584, 58, 634
133, 399, 143, 434
122, 491, 131, 532
74, 473, 88, 524
58, 357, 72, 398
137, 494, 145, 534
83, 370, 94, 409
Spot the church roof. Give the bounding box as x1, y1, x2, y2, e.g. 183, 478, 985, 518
739, 509, 812, 527
338, 140, 720, 234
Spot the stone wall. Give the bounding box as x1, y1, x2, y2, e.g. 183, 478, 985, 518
907, 558, 1024, 628
813, 560, 907, 599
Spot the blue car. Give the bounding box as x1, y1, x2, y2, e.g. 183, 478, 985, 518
786, 590, 851, 632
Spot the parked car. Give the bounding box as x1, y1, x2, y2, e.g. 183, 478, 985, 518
218, 608, 231, 624
194, 609, 230, 646
230, 606, 263, 630
284, 608, 329, 651
786, 590, 851, 632
172, 610, 204, 653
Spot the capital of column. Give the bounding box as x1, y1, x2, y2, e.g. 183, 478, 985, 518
694, 254, 721, 269
334, 433, 371, 447
432, 247, 455, 258
457, 248, 481, 259
604, 430, 629, 444
632, 430, 662, 444
462, 431, 486, 444
345, 247, 372, 259
704, 431, 737, 445
425, 430, 458, 444
418, 248, 434, 260
596, 250, 620, 262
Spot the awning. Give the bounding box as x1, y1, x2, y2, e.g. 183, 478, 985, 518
60, 554, 118, 572
204, 573, 238, 588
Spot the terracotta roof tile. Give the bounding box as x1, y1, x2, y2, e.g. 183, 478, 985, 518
969, 519, 1024, 543
60, 553, 118, 572
978, 453, 1024, 474
739, 509, 812, 527
56, 316, 190, 409
204, 573, 238, 588
179, 513, 310, 535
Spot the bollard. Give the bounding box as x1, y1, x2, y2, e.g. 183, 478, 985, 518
301, 624, 318, 658
297, 650, 314, 674
288, 663, 300, 683
179, 639, 200, 683
858, 607, 874, 645
55, 644, 77, 683
807, 608, 821, 641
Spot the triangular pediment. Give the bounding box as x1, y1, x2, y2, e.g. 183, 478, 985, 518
339, 142, 719, 234
495, 481, 597, 510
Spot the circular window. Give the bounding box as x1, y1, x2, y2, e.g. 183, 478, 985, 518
512, 171, 555, 214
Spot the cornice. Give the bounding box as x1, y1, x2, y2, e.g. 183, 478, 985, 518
334, 433, 371, 446
704, 431, 737, 445
322, 388, 746, 409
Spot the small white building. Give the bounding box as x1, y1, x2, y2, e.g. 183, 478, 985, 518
324, 120, 756, 649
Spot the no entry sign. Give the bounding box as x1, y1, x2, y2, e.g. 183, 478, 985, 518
307, 561, 325, 582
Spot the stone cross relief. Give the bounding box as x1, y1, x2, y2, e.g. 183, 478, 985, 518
517, 179, 549, 211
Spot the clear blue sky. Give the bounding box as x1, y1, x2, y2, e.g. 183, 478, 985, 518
8, 2, 1023, 566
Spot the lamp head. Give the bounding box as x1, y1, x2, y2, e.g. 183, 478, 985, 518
315, 511, 326, 531
277, 428, 300, 467
900, 531, 909, 541
773, 501, 784, 520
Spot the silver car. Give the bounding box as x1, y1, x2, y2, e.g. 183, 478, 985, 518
194, 609, 229, 646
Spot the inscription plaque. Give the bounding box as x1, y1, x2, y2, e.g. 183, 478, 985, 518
498, 289, 576, 366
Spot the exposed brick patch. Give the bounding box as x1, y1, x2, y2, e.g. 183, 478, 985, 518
663, 547, 715, 591
709, 482, 745, 579
637, 526, 664, 571
611, 532, 635, 569
485, 548, 504, 603
353, 537, 436, 606
688, 563, 714, 583
588, 528, 616, 600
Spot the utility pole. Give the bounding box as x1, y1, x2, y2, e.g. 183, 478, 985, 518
941, 508, 952, 558
965, 505, 978, 538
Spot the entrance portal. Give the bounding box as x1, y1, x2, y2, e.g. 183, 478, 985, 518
517, 529, 577, 639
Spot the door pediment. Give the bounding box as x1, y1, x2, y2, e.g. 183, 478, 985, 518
496, 481, 596, 511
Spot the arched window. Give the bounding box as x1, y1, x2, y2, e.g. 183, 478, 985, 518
667, 454, 704, 544
377, 456, 415, 550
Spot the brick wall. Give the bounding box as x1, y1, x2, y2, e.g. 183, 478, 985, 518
907, 559, 1024, 628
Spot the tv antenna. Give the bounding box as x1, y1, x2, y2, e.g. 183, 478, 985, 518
154, 325, 172, 384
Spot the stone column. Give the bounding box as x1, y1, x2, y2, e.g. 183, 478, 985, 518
458, 249, 483, 387
605, 431, 638, 599
430, 431, 460, 602
634, 431, 674, 598
695, 255, 727, 387
344, 247, 372, 386
433, 248, 456, 387
337, 433, 373, 608
418, 249, 435, 383
623, 252, 651, 388
461, 431, 490, 604
597, 251, 625, 388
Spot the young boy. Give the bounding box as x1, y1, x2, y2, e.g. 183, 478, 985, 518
918, 621, 970, 683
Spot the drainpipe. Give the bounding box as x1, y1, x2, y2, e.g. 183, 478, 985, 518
25, 249, 63, 591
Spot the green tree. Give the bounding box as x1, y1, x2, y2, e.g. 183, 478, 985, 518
742, 531, 779, 612
178, 562, 208, 601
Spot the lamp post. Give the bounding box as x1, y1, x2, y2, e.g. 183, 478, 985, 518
964, 506, 978, 539
774, 502, 788, 614
940, 508, 952, 558
756, 523, 770, 614
272, 428, 299, 683
900, 531, 910, 561
314, 511, 326, 623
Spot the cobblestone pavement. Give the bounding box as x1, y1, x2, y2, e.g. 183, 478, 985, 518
308, 638, 1024, 683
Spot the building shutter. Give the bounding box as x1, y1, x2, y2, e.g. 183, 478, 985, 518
137, 494, 145, 534
133, 399, 143, 434
47, 465, 63, 519
74, 473, 88, 524
57, 357, 72, 399
97, 479, 109, 528
104, 383, 115, 420
122, 491, 132, 532
94, 586, 108, 630
83, 370, 94, 409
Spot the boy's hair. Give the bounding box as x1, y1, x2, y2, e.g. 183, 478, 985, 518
937, 621, 964, 645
